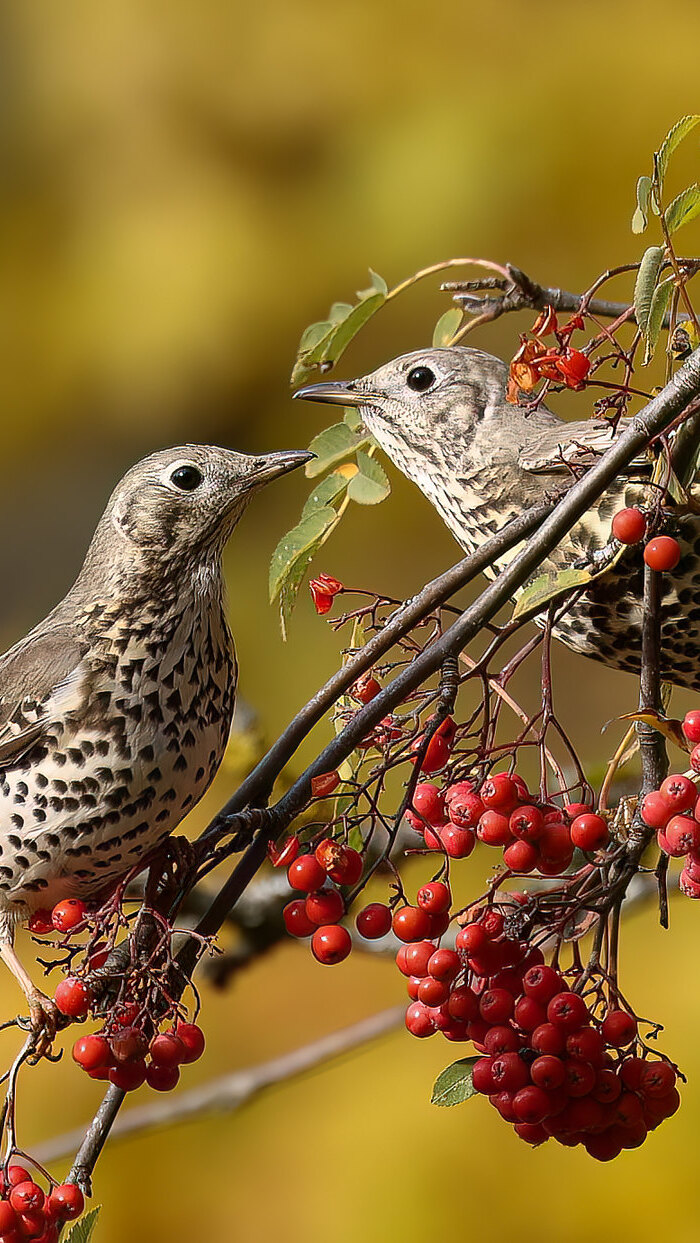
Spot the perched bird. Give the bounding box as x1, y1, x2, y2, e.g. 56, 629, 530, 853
0, 443, 310, 1036
295, 345, 700, 689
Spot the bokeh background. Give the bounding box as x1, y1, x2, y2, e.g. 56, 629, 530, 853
2, 2, 700, 1240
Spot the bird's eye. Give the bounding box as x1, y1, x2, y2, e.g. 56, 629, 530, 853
406, 366, 436, 393
170, 465, 203, 491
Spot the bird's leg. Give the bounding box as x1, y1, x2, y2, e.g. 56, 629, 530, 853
0, 926, 58, 1058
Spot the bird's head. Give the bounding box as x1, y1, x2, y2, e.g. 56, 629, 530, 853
89, 444, 312, 575
294, 347, 520, 476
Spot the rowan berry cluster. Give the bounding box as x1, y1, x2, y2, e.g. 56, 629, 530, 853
29, 899, 205, 1094
640, 715, 700, 898
277, 835, 363, 964
611, 505, 682, 571
398, 904, 679, 1159
0, 1164, 84, 1243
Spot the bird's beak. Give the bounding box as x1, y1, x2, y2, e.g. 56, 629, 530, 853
293, 380, 376, 407
250, 449, 315, 485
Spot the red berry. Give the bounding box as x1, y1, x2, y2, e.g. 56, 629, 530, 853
570, 813, 609, 852
406, 784, 445, 831
546, 991, 589, 1031
445, 786, 484, 829
566, 1026, 605, 1064
691, 744, 700, 774
310, 924, 352, 965
503, 839, 538, 873
479, 988, 514, 1025
643, 535, 681, 572
287, 855, 326, 892
664, 814, 700, 855
477, 810, 512, 847
326, 847, 363, 886
640, 1060, 676, 1098
27, 909, 54, 935
491, 1053, 529, 1092
539, 821, 573, 861
680, 867, 700, 898
512, 1085, 552, 1125
427, 948, 460, 981
531, 1055, 566, 1090
47, 1183, 84, 1221
479, 909, 504, 938
174, 1022, 205, 1063
146, 1063, 180, 1092
471, 1057, 496, 1094
109, 1059, 147, 1090
51, 898, 87, 933
417, 881, 451, 915
484, 1025, 520, 1055
282, 899, 316, 938
683, 711, 700, 744
531, 1023, 566, 1056
612, 507, 646, 544
392, 905, 432, 943
523, 965, 562, 1004
54, 977, 92, 1018
267, 835, 300, 868
513, 996, 546, 1032
480, 774, 518, 812
401, 940, 436, 975
564, 1057, 596, 1096
440, 825, 476, 858
150, 1033, 186, 1068
514, 1122, 548, 1147
601, 1009, 637, 1047
351, 673, 381, 704
417, 977, 450, 1006
509, 805, 544, 842
9, 1183, 43, 1214
72, 1034, 112, 1072
0, 1200, 16, 1233
411, 733, 450, 774
355, 903, 392, 939
659, 773, 696, 812
305, 888, 345, 926
593, 1068, 622, 1104
640, 790, 671, 829
405, 1002, 436, 1038
447, 986, 479, 1022
455, 923, 486, 954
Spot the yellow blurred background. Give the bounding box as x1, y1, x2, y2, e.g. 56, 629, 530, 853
2, 1, 700, 1239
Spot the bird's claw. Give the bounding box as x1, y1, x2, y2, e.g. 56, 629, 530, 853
25, 989, 59, 1061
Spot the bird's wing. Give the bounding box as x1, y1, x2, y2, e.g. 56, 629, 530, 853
0, 625, 89, 767
518, 418, 649, 475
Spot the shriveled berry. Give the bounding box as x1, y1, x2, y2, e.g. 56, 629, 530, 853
311, 924, 352, 964
310, 770, 341, 798
351, 672, 382, 704
355, 903, 391, 939
326, 847, 363, 886
267, 834, 300, 868
27, 909, 54, 935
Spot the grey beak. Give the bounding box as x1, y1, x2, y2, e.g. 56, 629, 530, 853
252, 449, 315, 483
293, 380, 373, 407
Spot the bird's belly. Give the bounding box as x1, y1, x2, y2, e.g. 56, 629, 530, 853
0, 696, 233, 916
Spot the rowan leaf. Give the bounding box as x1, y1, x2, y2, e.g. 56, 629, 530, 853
291, 272, 388, 386
301, 472, 349, 520
512, 544, 627, 622
269, 506, 339, 637
632, 175, 652, 233
65, 1209, 102, 1243
347, 451, 391, 505
664, 183, 700, 235
431, 1057, 480, 1106
657, 115, 700, 189
305, 423, 371, 478
432, 307, 463, 346
643, 276, 675, 364
633, 246, 664, 334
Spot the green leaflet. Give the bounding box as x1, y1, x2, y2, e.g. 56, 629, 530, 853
657, 115, 700, 190
301, 472, 349, 520
632, 175, 653, 234
65, 1208, 102, 1243
643, 276, 675, 364
347, 451, 391, 505
664, 183, 700, 235
633, 246, 664, 334
291, 271, 388, 386
269, 506, 339, 638
511, 543, 627, 622
432, 307, 463, 346
431, 1057, 480, 1106
305, 423, 372, 479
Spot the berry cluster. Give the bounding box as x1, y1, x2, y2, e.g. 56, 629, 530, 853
0, 1165, 84, 1243
641, 764, 700, 900
279, 836, 363, 964
72, 1018, 205, 1093
398, 905, 679, 1159
406, 774, 609, 875
611, 504, 682, 571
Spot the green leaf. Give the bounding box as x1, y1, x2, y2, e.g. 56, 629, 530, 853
633, 246, 664, 334
347, 451, 391, 505
305, 423, 370, 478
329, 301, 354, 323
368, 268, 388, 296
616, 709, 688, 752
431, 1057, 480, 1107
343, 406, 363, 432
432, 307, 463, 346
291, 272, 388, 386
512, 543, 627, 622
324, 291, 385, 365
632, 175, 652, 233
301, 472, 349, 519
664, 183, 700, 235
643, 275, 674, 364
269, 506, 339, 637
657, 115, 700, 189
65, 1208, 102, 1243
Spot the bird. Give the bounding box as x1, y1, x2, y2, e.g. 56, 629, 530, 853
295, 345, 700, 691
0, 443, 310, 1043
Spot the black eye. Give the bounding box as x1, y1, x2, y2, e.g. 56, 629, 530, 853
170, 465, 203, 491
406, 366, 436, 393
